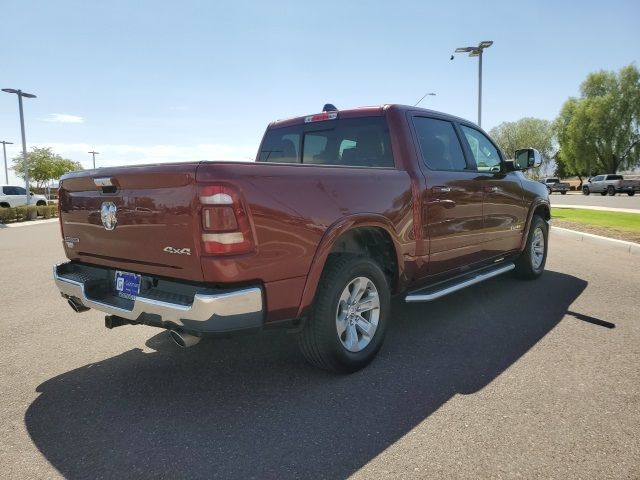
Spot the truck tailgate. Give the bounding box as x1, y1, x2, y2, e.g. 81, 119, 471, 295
58, 163, 204, 281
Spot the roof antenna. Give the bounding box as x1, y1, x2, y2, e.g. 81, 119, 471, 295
323, 103, 338, 112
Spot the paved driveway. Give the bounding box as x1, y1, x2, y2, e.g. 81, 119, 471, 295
1, 223, 638, 479
551, 191, 640, 209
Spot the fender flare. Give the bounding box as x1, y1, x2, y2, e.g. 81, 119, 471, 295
520, 198, 551, 251
295, 214, 404, 318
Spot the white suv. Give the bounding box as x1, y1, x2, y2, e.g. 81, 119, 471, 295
0, 185, 48, 207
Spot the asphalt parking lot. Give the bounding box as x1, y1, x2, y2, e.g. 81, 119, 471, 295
550, 191, 640, 209
1, 222, 639, 479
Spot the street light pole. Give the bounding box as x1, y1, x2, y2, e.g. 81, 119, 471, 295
452, 41, 493, 127
414, 92, 436, 107
2, 88, 37, 204
88, 150, 100, 169
1, 140, 13, 184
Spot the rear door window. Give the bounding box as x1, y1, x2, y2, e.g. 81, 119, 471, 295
259, 117, 394, 168
412, 117, 468, 171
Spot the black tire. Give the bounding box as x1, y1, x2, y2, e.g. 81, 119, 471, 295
36, 200, 46, 206
561, 190, 567, 195
298, 255, 390, 373
600, 191, 607, 196
583, 187, 590, 195
607, 186, 615, 196
628, 191, 635, 196
513, 215, 548, 280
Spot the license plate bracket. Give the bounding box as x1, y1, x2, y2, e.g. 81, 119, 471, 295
115, 271, 141, 299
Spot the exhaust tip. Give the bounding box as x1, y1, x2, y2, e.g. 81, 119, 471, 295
67, 298, 89, 313
169, 330, 201, 348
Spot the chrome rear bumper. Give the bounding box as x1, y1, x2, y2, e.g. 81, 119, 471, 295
53, 262, 264, 333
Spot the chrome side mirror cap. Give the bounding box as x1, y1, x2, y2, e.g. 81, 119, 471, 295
514, 148, 542, 170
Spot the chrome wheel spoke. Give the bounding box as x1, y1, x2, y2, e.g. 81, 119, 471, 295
345, 323, 359, 351
356, 293, 379, 313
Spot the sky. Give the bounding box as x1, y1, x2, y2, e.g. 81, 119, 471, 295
1, 0, 639, 184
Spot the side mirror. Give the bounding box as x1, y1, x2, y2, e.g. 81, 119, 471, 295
30, 192, 34, 196
514, 148, 542, 170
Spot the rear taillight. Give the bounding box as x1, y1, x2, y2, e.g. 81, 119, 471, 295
198, 185, 254, 255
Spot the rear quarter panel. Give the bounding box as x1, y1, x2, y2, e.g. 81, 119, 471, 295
196, 162, 415, 321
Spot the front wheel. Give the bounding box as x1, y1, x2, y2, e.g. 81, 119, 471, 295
513, 215, 548, 280
607, 186, 615, 196
628, 191, 636, 196
298, 255, 390, 373
583, 187, 590, 195
561, 190, 567, 195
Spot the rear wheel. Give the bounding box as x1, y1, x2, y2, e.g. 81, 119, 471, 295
583, 186, 590, 195
514, 215, 548, 280
607, 186, 615, 196
298, 255, 390, 373
628, 191, 635, 196
561, 190, 567, 195
600, 191, 607, 196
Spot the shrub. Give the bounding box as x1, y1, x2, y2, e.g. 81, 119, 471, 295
14, 206, 28, 222
48, 200, 58, 206
46, 205, 58, 218
0, 207, 17, 223
26, 205, 38, 220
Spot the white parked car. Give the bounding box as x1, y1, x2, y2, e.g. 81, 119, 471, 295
0, 185, 48, 207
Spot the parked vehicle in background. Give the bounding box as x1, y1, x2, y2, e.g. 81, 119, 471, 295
582, 174, 640, 196
53, 104, 550, 373
0, 185, 48, 207
540, 178, 570, 194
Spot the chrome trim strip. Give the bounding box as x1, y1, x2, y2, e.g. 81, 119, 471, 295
405, 263, 515, 302
53, 264, 263, 327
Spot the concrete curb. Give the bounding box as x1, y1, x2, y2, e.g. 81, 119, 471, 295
551, 226, 640, 255
0, 218, 59, 229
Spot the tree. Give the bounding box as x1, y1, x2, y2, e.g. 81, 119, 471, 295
489, 117, 555, 177
554, 64, 640, 174
12, 147, 83, 188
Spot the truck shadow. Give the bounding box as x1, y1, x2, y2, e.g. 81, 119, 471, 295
25, 271, 586, 479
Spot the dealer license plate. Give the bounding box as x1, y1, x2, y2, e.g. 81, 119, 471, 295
115, 271, 141, 299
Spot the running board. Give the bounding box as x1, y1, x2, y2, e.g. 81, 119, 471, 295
405, 263, 515, 302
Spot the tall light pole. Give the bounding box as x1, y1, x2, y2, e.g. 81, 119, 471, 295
88, 150, 100, 169
2, 88, 37, 204
1, 140, 13, 184
452, 41, 493, 127
414, 92, 436, 107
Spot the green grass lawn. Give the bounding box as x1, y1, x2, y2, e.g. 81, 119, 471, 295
552, 208, 640, 232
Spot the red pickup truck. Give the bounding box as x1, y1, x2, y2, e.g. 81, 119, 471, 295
53, 104, 550, 372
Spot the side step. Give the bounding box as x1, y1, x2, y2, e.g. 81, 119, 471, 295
405, 262, 515, 303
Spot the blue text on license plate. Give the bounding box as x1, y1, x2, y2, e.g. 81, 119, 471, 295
115, 271, 141, 298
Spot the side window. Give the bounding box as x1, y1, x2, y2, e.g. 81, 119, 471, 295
459, 125, 502, 172
592, 176, 603, 182
413, 117, 467, 171
258, 127, 301, 163
4, 186, 24, 195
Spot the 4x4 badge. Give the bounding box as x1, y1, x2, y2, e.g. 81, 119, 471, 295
100, 202, 117, 230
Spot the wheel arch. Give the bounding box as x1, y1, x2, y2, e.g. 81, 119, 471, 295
296, 215, 402, 319
519, 200, 550, 252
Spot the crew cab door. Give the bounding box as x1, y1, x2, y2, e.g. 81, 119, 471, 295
411, 115, 484, 275
457, 125, 527, 255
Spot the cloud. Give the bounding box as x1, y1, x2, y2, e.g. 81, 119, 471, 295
40, 114, 84, 124
38, 142, 258, 168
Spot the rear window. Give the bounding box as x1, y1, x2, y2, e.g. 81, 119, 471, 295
547, 178, 559, 183
258, 117, 394, 168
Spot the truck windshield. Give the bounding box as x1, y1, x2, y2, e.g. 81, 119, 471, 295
258, 117, 394, 168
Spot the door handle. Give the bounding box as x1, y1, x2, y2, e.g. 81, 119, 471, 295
431, 186, 451, 194
484, 185, 499, 193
